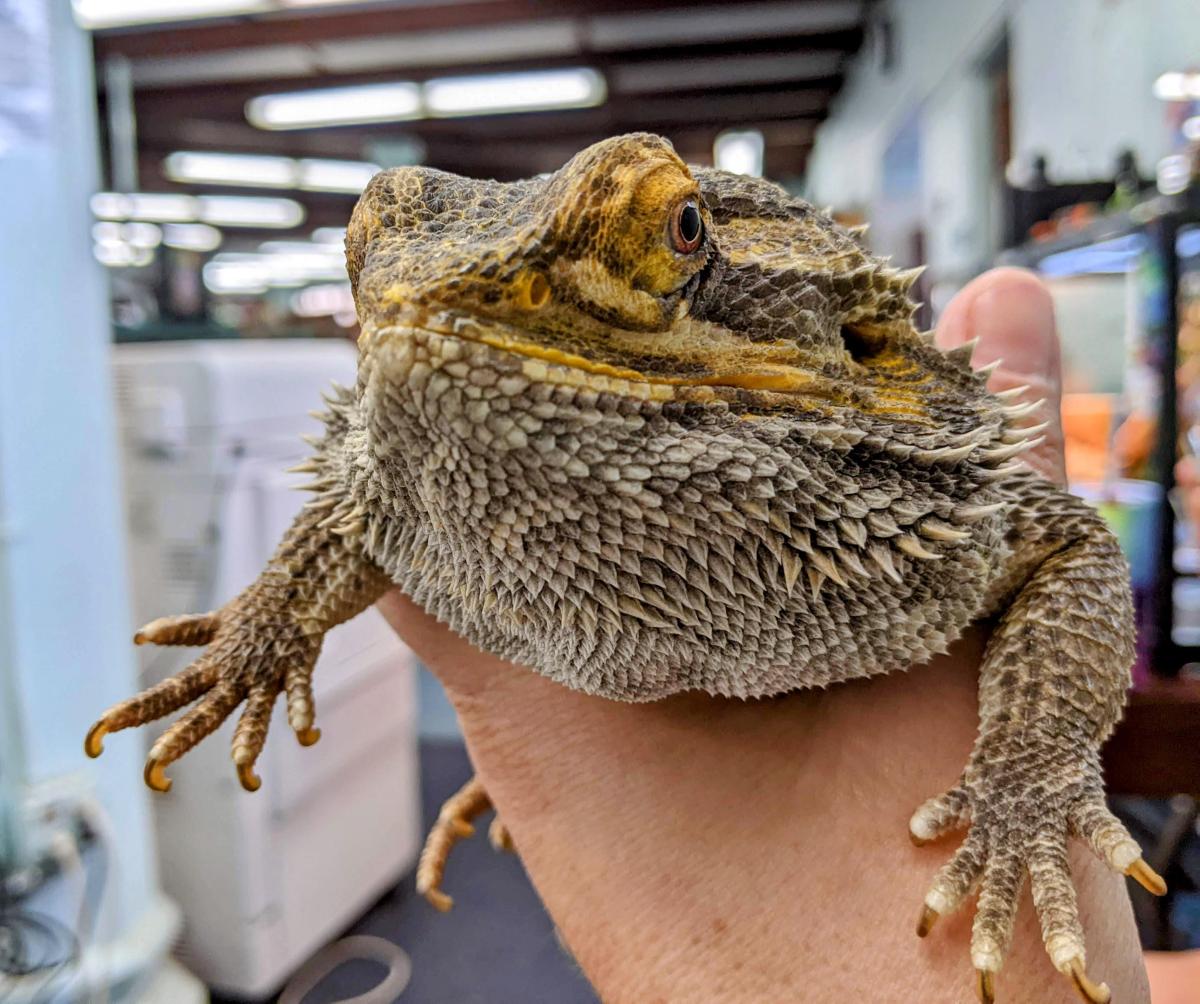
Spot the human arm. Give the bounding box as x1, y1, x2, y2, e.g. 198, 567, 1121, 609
378, 268, 1150, 1003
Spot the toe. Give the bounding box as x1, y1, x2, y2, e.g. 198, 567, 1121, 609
971, 850, 1026, 978
134, 611, 220, 647
1070, 799, 1167, 895
86, 656, 220, 755
910, 785, 970, 846
1029, 842, 1085, 970
920, 829, 986, 934
232, 686, 279, 792
144, 681, 244, 791
284, 660, 318, 738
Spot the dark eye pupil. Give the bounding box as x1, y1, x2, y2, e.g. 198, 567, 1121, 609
679, 204, 701, 244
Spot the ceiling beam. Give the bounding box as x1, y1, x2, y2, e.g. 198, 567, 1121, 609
128, 83, 834, 163
113, 28, 863, 92
93, 0, 863, 60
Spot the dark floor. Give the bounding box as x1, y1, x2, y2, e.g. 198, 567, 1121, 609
212, 739, 599, 1004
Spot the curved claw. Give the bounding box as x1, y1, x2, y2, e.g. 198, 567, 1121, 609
489, 817, 514, 853
295, 727, 321, 747
84, 721, 108, 758
916, 905, 938, 938
237, 762, 262, 792
1125, 857, 1167, 896
1065, 958, 1111, 1004
976, 969, 995, 1004
144, 759, 172, 793
419, 884, 454, 913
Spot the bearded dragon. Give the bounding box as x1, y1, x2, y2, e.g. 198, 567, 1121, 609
86, 133, 1163, 1003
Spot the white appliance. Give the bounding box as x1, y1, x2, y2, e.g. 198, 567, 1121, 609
112, 339, 421, 999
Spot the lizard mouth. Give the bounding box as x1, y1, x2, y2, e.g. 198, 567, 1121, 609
362, 313, 834, 404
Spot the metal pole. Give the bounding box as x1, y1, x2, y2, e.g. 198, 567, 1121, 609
103, 53, 138, 192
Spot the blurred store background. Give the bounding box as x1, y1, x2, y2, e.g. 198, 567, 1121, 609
2, 0, 1200, 1001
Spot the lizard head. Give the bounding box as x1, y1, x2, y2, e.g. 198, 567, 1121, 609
347, 132, 983, 427
332, 134, 1017, 699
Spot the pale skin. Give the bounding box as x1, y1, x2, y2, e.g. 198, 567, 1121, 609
378, 269, 1150, 1003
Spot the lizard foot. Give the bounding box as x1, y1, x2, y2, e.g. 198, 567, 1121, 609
85, 603, 322, 793
910, 750, 1165, 1003
417, 776, 511, 910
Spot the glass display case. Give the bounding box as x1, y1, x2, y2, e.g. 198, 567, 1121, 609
1003, 204, 1200, 681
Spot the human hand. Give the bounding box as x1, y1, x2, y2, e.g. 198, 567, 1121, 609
377, 268, 1147, 1002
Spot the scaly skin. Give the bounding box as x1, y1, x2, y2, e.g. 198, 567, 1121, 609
87, 133, 1163, 1002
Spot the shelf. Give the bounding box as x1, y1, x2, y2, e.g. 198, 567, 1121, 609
1104, 677, 1200, 796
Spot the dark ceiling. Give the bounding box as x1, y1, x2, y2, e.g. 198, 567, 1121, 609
93, 0, 870, 232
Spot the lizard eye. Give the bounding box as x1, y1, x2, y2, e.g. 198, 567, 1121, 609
669, 199, 703, 254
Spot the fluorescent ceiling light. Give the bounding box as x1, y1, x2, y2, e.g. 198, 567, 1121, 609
424, 68, 605, 117
92, 221, 163, 248
163, 223, 223, 252
74, 0, 398, 28
297, 158, 379, 193
165, 151, 296, 189
94, 242, 156, 269
203, 259, 271, 295
165, 150, 379, 193
94, 191, 303, 228
204, 247, 344, 292
246, 69, 606, 130
91, 192, 198, 223
714, 129, 765, 178
197, 195, 305, 228
247, 83, 422, 130
73, 0, 271, 29
1154, 71, 1200, 101
311, 227, 347, 245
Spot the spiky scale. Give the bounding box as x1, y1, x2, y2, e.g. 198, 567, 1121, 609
946, 339, 978, 367
896, 535, 941, 561
1001, 399, 1045, 421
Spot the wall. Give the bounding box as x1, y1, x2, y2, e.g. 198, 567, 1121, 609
1010, 0, 1200, 181
807, 0, 1008, 211
0, 0, 170, 990
808, 0, 1200, 273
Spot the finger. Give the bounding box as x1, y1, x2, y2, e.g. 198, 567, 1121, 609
936, 268, 1065, 486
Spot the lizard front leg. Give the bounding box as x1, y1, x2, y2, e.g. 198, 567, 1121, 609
85, 505, 390, 792
910, 477, 1165, 1003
